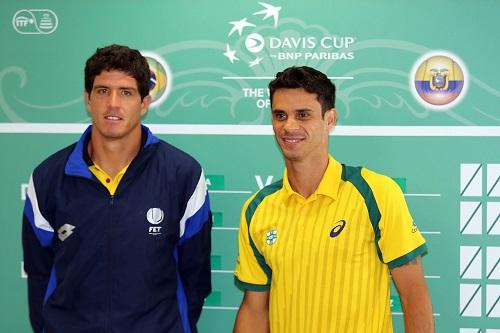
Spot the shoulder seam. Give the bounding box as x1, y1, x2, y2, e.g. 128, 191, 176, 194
245, 179, 283, 223
243, 179, 283, 285
341, 164, 384, 262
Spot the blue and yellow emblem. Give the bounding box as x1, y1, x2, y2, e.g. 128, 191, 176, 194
412, 53, 467, 108
266, 230, 278, 245
141, 51, 172, 108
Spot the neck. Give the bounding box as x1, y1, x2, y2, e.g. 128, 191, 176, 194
285, 154, 329, 198
88, 129, 142, 178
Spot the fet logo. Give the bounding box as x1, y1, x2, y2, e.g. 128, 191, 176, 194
147, 208, 164, 235
147, 208, 164, 224
12, 9, 58, 35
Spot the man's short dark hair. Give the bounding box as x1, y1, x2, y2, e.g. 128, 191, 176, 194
268, 66, 336, 116
84, 44, 151, 100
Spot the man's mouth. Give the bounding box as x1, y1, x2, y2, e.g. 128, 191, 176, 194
282, 137, 304, 143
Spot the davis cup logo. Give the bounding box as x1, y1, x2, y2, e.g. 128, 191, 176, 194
224, 2, 282, 66
224, 3, 355, 66
411, 51, 468, 110
140, 51, 172, 108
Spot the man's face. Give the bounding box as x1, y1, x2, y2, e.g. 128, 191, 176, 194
271, 88, 336, 163
84, 70, 150, 142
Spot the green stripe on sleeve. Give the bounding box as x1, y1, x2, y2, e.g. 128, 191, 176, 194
234, 276, 271, 292
387, 243, 428, 269
341, 165, 383, 261
243, 180, 283, 285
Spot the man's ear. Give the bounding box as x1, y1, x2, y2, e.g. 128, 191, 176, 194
83, 90, 90, 105
140, 95, 152, 117
326, 108, 337, 128
84, 91, 91, 109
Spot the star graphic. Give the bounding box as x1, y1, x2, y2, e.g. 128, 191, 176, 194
249, 57, 263, 67
253, 2, 282, 28
228, 17, 256, 37
223, 44, 239, 63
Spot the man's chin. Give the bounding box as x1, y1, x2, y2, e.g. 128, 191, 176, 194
281, 150, 302, 162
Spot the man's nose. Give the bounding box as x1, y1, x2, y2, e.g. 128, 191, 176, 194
107, 91, 120, 108
283, 117, 300, 131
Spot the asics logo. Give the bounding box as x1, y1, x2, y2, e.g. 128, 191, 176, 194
330, 220, 346, 238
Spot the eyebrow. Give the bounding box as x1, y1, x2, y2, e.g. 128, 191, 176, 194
93, 85, 138, 91
272, 108, 314, 113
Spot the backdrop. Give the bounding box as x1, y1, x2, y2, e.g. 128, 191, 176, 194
1, 1, 499, 332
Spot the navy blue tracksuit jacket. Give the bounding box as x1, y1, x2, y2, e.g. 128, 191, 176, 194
22, 125, 212, 333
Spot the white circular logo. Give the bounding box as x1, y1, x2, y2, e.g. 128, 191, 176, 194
12, 9, 58, 35
245, 33, 265, 53
146, 208, 164, 224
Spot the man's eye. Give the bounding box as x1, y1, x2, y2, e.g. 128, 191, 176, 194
96, 89, 108, 95
274, 113, 286, 120
298, 112, 309, 118
121, 90, 132, 96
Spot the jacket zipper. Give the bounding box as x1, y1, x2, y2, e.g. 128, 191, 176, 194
105, 195, 114, 333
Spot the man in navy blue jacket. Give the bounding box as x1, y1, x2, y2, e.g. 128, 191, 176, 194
22, 44, 212, 333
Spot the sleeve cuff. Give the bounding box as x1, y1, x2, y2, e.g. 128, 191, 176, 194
234, 276, 270, 292
387, 243, 428, 269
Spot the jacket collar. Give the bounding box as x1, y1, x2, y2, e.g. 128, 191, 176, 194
64, 124, 159, 178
